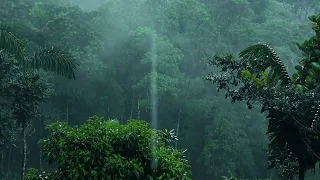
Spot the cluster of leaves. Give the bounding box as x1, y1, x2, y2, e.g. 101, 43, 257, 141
28, 2, 100, 50
26, 116, 191, 180
0, 29, 51, 149
222, 176, 240, 180
0, 6, 79, 177
277, 0, 320, 16
0, 23, 79, 79
0, 22, 78, 140
202, 100, 269, 179
205, 13, 320, 180
293, 14, 320, 90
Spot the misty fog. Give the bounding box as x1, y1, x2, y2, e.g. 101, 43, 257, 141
1, 0, 320, 180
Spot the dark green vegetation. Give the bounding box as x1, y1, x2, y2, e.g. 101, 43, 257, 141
206, 14, 320, 180
1, 0, 320, 180
26, 116, 190, 179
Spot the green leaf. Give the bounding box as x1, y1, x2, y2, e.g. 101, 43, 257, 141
0, 24, 26, 61
30, 116, 191, 179
305, 76, 312, 86
294, 65, 303, 71
308, 15, 318, 22
31, 47, 79, 79
311, 62, 320, 70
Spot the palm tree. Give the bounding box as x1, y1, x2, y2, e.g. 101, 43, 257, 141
0, 23, 79, 180
239, 44, 319, 180
205, 13, 320, 180
0, 24, 78, 79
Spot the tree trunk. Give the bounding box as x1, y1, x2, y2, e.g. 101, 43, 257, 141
130, 78, 136, 119
298, 157, 305, 180
39, 116, 42, 169
137, 98, 140, 120
20, 126, 27, 180
66, 99, 69, 124
0, 150, 3, 174
299, 165, 305, 180
175, 108, 182, 149
7, 146, 12, 173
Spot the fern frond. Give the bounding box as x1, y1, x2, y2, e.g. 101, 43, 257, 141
239, 44, 291, 87
0, 24, 26, 62
31, 47, 79, 79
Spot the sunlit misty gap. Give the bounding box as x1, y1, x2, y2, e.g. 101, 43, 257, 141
150, 31, 158, 172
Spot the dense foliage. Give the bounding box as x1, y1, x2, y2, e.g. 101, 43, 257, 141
26, 116, 191, 179
1, 0, 320, 179
205, 13, 320, 180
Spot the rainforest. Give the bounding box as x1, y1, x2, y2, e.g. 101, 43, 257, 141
1, 0, 320, 180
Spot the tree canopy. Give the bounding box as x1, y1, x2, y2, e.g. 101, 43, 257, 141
205, 13, 320, 180
1, 0, 320, 180
26, 116, 191, 180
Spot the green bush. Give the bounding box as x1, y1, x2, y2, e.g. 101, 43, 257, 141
26, 116, 191, 180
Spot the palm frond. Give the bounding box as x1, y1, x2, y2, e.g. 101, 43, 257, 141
267, 110, 303, 153
0, 24, 26, 62
239, 44, 291, 87
30, 47, 79, 79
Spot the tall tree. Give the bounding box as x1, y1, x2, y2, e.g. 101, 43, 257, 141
0, 23, 78, 180
205, 13, 320, 180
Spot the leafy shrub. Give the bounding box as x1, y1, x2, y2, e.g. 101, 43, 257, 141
26, 116, 191, 180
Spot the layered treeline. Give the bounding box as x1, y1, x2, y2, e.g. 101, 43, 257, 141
0, 0, 319, 179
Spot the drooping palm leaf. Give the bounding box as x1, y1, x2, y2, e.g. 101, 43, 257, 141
238, 44, 297, 155
206, 13, 320, 179
239, 44, 291, 87
30, 47, 79, 79
0, 23, 79, 79
239, 44, 319, 178
0, 24, 26, 62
